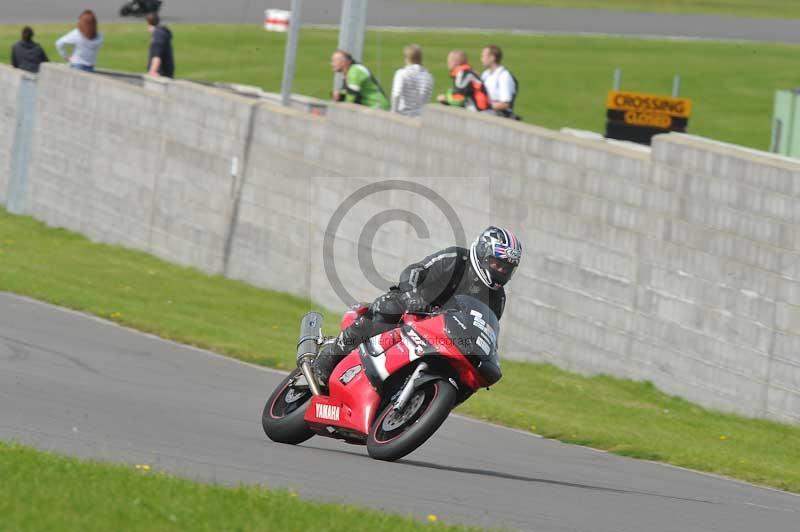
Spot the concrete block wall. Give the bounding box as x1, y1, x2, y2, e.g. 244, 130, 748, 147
24, 65, 257, 273
146, 80, 257, 273
647, 135, 800, 421
1, 64, 798, 424
25, 65, 165, 251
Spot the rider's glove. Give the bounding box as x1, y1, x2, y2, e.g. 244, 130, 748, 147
399, 290, 429, 314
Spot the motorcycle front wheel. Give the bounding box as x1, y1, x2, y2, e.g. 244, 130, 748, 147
262, 368, 315, 445
366, 379, 456, 461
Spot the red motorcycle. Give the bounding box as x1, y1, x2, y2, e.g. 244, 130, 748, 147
262, 295, 502, 461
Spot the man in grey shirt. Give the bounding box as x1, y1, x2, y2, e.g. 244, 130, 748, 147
390, 44, 434, 117
11, 27, 48, 74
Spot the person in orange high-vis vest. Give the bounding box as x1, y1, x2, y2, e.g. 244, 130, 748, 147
436, 50, 490, 112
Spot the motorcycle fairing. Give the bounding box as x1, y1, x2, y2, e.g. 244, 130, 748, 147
358, 314, 493, 392
304, 351, 380, 436
407, 315, 493, 390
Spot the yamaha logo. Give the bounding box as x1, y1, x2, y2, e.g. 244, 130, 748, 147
315, 403, 341, 421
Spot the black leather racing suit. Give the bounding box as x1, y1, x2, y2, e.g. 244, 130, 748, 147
314, 246, 505, 380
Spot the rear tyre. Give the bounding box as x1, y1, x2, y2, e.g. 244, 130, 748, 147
366, 379, 456, 461
262, 368, 315, 445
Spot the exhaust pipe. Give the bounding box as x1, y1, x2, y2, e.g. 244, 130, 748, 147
296, 312, 323, 396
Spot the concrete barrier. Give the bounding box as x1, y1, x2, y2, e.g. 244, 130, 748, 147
1, 63, 799, 424
24, 65, 259, 273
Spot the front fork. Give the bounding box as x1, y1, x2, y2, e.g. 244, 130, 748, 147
392, 362, 429, 412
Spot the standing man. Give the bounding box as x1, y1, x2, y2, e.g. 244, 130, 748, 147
480, 45, 519, 119
390, 44, 434, 117
146, 13, 174, 78
331, 49, 390, 111
11, 26, 48, 73
436, 50, 489, 112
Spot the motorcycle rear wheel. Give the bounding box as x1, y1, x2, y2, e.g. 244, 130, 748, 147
262, 368, 315, 445
366, 379, 456, 461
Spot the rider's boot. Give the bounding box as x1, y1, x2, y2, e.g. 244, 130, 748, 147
311, 315, 378, 387
311, 340, 344, 389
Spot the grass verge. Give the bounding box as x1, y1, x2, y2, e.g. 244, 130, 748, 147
2, 208, 800, 493
1, 23, 799, 150
0, 441, 472, 531
423, 0, 800, 20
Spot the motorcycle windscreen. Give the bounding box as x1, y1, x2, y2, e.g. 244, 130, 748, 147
442, 295, 502, 386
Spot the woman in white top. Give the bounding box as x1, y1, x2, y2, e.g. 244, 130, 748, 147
56, 10, 103, 72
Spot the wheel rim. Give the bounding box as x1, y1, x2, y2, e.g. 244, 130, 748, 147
381, 391, 426, 431
373, 384, 438, 444
270, 372, 312, 418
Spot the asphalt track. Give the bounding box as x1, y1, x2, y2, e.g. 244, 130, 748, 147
2, 292, 799, 531
3, 0, 800, 43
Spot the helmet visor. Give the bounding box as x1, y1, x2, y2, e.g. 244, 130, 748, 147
485, 256, 516, 286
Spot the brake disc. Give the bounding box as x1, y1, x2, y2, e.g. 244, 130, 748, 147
284, 387, 307, 404
382, 390, 426, 431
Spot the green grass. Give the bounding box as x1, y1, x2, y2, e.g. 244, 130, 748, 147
0, 441, 472, 531
0, 212, 331, 371
424, 0, 800, 19
1, 23, 799, 149
2, 208, 800, 493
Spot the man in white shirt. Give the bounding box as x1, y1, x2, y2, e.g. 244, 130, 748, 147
390, 44, 434, 117
480, 45, 519, 119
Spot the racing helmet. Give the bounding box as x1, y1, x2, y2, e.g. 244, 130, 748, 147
470, 226, 523, 290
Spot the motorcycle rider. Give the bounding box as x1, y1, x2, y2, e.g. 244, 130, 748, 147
119, 0, 162, 17
313, 226, 522, 386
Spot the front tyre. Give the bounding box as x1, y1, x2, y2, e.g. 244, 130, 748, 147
262, 368, 315, 445
367, 379, 456, 461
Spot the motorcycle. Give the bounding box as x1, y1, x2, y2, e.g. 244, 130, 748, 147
262, 294, 502, 461
119, 0, 162, 17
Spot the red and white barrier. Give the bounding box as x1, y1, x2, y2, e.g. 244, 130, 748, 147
264, 9, 290, 32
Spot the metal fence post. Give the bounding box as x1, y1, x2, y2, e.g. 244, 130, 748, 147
7, 74, 37, 215
281, 0, 304, 107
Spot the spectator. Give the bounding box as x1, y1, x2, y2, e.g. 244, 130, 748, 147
436, 50, 489, 112
330, 49, 390, 111
480, 45, 520, 120
146, 13, 174, 78
56, 10, 103, 72
390, 44, 434, 117
11, 26, 49, 74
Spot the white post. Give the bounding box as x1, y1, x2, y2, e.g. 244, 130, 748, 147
672, 74, 681, 97
281, 0, 304, 107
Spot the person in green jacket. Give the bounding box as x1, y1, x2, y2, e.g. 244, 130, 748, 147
331, 49, 390, 111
